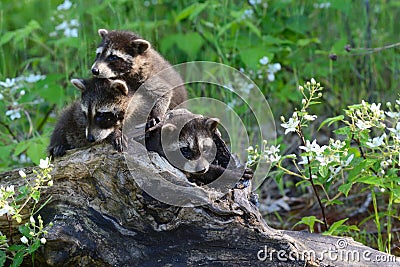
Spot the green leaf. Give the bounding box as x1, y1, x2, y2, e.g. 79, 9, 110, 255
293, 216, 323, 233
318, 165, 329, 178
13, 141, 29, 156
27, 239, 41, 254
11, 250, 25, 267
348, 159, 377, 182
318, 115, 344, 131
31, 190, 40, 202
324, 218, 348, 235
175, 33, 204, 59
338, 183, 353, 197
240, 47, 273, 69
243, 20, 261, 38
0, 31, 16, 46
7, 245, 26, 252
333, 126, 351, 136
296, 38, 320, 46
26, 142, 47, 165
356, 176, 384, 187
19, 225, 31, 238
0, 250, 6, 267
174, 3, 208, 23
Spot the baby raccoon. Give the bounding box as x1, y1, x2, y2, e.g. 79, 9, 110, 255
48, 78, 130, 157
146, 109, 253, 186
91, 29, 187, 121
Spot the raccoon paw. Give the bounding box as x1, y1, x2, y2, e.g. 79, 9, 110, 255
49, 145, 68, 158
112, 133, 127, 152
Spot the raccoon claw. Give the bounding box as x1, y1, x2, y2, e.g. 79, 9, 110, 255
113, 134, 127, 152
49, 145, 68, 158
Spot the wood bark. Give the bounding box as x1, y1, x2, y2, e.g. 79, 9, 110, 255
0, 143, 398, 266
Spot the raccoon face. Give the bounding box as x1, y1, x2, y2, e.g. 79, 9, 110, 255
91, 29, 151, 79
71, 78, 129, 143
161, 111, 219, 173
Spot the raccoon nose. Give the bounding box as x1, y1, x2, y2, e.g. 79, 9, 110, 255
87, 134, 96, 143
91, 67, 100, 75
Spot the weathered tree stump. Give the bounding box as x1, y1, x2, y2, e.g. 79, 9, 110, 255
0, 143, 398, 266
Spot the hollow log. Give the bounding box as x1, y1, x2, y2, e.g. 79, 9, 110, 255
0, 143, 398, 266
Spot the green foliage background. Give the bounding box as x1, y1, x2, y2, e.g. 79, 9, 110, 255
0, 0, 398, 171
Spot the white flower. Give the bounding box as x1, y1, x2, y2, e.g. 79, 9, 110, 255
298, 156, 310, 165
311, 78, 316, 85
24, 74, 46, 83
5, 185, 14, 193
249, 0, 261, 6
355, 120, 372, 130
329, 139, 345, 150
48, 180, 54, 187
40, 237, 47, 244
369, 103, 381, 113
265, 145, 280, 155
300, 139, 327, 155
0, 203, 15, 216
30, 216, 35, 225
380, 161, 390, 169
269, 154, 281, 163
259, 56, 269, 65
281, 117, 299, 134
242, 9, 254, 19
388, 122, 400, 139
5, 109, 21, 120
39, 157, 51, 169
385, 111, 400, 119
366, 133, 386, 148
316, 155, 330, 166
344, 154, 354, 166
64, 28, 78, 38
304, 114, 317, 121
268, 63, 281, 72
19, 170, 27, 178
57, 0, 72, 10
20, 236, 29, 244
267, 72, 275, 82
0, 78, 16, 88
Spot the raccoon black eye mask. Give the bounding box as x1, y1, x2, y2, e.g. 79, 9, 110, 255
94, 112, 121, 129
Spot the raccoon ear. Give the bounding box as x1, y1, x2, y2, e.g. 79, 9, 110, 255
111, 80, 129, 96
98, 29, 108, 38
71, 79, 86, 92
205, 118, 220, 132
133, 39, 151, 54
